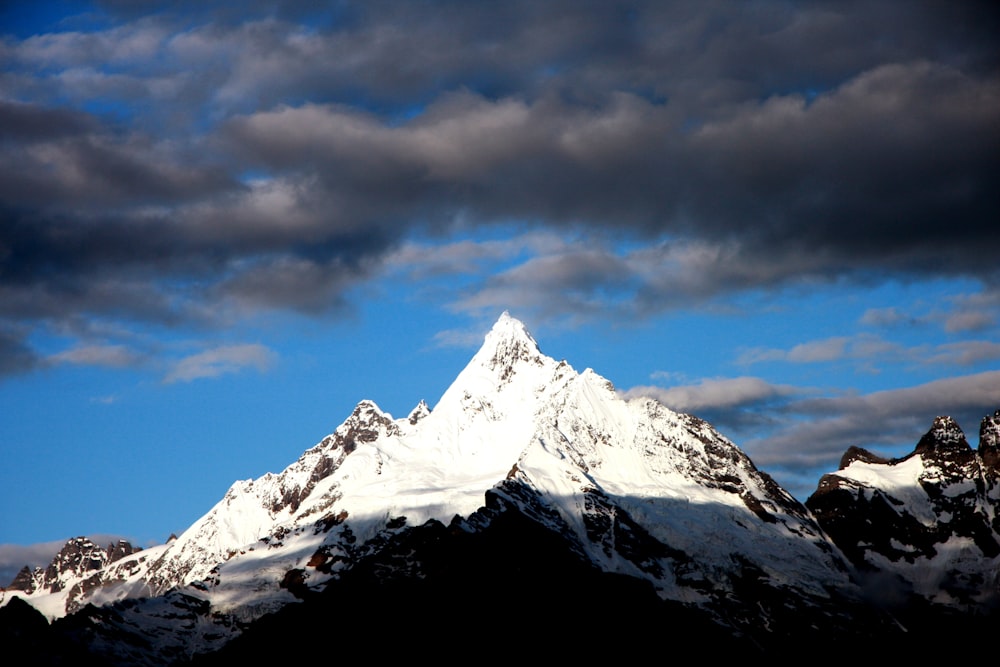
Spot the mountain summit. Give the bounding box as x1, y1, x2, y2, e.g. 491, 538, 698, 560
4, 313, 996, 662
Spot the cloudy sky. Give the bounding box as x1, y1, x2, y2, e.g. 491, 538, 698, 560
1, 1, 998, 571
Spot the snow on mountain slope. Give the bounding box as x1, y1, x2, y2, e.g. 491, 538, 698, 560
137, 311, 853, 615
138, 314, 571, 602
5, 312, 859, 647
807, 412, 1000, 609
511, 374, 850, 603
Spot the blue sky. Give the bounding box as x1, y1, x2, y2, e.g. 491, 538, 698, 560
1, 1, 999, 573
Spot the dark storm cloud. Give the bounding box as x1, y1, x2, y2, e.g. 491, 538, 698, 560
0, 99, 235, 214
0, 97, 393, 342
222, 60, 999, 297
684, 62, 1000, 271
0, 99, 97, 141
2, 1, 999, 374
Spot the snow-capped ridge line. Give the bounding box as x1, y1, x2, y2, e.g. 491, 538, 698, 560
9, 312, 847, 621
807, 410, 1000, 612
17, 312, 993, 661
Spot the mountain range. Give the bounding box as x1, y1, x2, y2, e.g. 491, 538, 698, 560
3, 312, 998, 662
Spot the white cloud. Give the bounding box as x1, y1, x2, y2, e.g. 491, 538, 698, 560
944, 310, 995, 333
736, 333, 1000, 368
48, 343, 138, 367
431, 327, 489, 349
163, 343, 274, 383
622, 376, 800, 413
924, 341, 1000, 366
786, 337, 850, 363
859, 306, 910, 327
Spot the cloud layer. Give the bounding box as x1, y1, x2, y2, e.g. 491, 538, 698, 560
2, 1, 998, 500
3, 3, 998, 360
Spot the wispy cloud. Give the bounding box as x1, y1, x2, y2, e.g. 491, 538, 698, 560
47, 343, 140, 368
943, 310, 995, 333
924, 341, 1000, 366
859, 307, 915, 328
738, 335, 886, 365
945, 289, 1000, 330
737, 334, 1000, 368
859, 292, 1000, 335
0, 540, 68, 585
163, 343, 275, 383
622, 376, 800, 414
430, 327, 490, 350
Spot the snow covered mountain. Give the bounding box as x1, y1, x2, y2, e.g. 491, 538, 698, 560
807, 411, 1000, 612
3, 313, 997, 662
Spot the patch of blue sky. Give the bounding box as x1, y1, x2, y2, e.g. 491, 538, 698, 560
385, 103, 427, 127
0, 0, 107, 39
0, 361, 150, 539
237, 168, 273, 184
730, 277, 995, 386
581, 272, 991, 400
761, 85, 828, 107
0, 327, 368, 543
801, 87, 822, 104
79, 96, 136, 122
535, 63, 564, 80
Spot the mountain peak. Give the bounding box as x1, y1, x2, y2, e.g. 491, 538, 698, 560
433, 312, 557, 413
486, 311, 536, 345
981, 410, 1000, 450
915, 415, 970, 455
980, 410, 1000, 473
479, 311, 543, 375
407, 400, 431, 425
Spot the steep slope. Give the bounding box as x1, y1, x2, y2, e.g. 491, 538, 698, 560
142, 311, 857, 622
4, 312, 892, 662
807, 411, 1000, 611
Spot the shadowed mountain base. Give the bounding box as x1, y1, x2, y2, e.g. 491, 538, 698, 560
185, 497, 920, 663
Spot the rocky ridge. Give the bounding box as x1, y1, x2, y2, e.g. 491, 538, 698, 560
807, 410, 1000, 611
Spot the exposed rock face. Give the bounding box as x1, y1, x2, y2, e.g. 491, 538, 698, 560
839, 445, 890, 468
271, 399, 399, 515
7, 566, 39, 594
5, 538, 141, 594
980, 410, 1000, 478
106, 539, 140, 564
807, 412, 1000, 611
43, 537, 108, 592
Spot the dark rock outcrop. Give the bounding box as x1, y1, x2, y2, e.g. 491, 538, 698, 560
807, 411, 1000, 611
